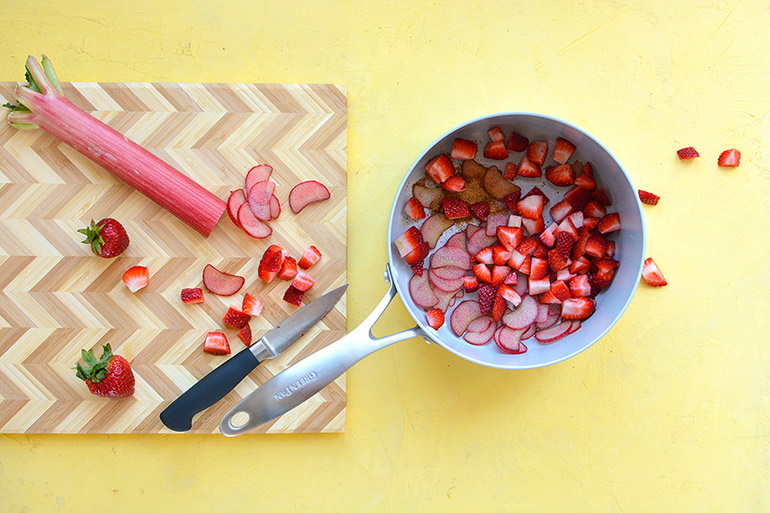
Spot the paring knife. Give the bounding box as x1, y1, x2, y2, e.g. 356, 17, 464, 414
159, 284, 347, 432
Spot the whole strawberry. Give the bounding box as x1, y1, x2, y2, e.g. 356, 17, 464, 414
78, 218, 129, 258
75, 344, 135, 398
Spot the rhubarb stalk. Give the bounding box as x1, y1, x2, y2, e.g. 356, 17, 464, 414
3, 55, 226, 237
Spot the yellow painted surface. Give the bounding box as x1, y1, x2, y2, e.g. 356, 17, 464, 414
1, 1, 769, 511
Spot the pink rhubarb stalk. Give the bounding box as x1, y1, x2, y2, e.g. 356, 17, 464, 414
4, 55, 226, 237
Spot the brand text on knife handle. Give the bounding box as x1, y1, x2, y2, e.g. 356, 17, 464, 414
273, 371, 319, 401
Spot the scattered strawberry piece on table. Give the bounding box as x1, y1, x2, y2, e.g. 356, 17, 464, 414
238, 325, 253, 346
258, 245, 285, 283
223, 306, 251, 329
75, 344, 135, 398
292, 270, 315, 292
242, 293, 264, 316
181, 287, 204, 304
298, 245, 322, 269
283, 285, 305, 306
203, 332, 231, 355
676, 147, 699, 159
78, 218, 129, 258
277, 256, 298, 280
717, 148, 740, 167
638, 190, 660, 205
123, 266, 148, 293
642, 257, 667, 287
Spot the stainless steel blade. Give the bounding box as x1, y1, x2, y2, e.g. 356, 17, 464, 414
249, 284, 347, 361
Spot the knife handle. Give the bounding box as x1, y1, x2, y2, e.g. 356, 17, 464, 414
160, 348, 260, 432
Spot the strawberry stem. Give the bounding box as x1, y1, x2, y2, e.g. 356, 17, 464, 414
74, 344, 113, 383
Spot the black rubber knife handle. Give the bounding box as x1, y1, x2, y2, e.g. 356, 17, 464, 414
160, 348, 260, 432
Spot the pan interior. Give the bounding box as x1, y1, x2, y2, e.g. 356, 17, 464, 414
387, 113, 645, 370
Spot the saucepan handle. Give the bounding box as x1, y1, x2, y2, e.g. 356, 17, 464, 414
220, 265, 424, 436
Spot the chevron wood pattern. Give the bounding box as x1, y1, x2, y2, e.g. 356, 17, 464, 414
0, 81, 347, 434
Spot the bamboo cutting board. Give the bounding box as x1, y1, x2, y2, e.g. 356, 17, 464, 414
0, 81, 347, 434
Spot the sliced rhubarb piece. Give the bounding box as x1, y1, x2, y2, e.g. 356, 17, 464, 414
428, 269, 464, 293
461, 159, 487, 180
237, 202, 272, 239
433, 287, 459, 313
248, 180, 276, 221
567, 320, 582, 334
269, 195, 281, 220
409, 272, 439, 309
412, 183, 443, 208
536, 305, 560, 329
202, 264, 245, 296
534, 321, 572, 344
466, 228, 497, 256
521, 323, 537, 340
430, 246, 471, 270
495, 326, 528, 354
483, 166, 520, 201
501, 294, 538, 329
463, 316, 496, 345
203, 332, 231, 355
245, 164, 273, 191
485, 212, 509, 237
288, 180, 331, 213
445, 231, 467, 252
421, 213, 454, 248
431, 265, 467, 280
181, 287, 204, 304
223, 307, 251, 329
227, 189, 247, 227
450, 300, 482, 336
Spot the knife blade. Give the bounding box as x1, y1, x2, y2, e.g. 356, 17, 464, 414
159, 284, 347, 432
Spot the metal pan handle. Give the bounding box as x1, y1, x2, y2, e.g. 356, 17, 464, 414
220, 265, 423, 436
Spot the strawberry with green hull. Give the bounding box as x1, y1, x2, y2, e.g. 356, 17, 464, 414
75, 344, 134, 398
78, 218, 129, 258
4, 56, 225, 237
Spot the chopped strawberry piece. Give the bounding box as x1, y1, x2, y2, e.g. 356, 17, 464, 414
516, 236, 539, 256
492, 245, 512, 266
474, 247, 494, 265
581, 162, 593, 177
483, 140, 509, 160
551, 280, 571, 302
488, 126, 505, 142
238, 324, 252, 346
555, 231, 575, 258
533, 244, 548, 259
530, 257, 548, 280
441, 175, 466, 192
507, 214, 522, 228
572, 226, 590, 259
411, 262, 424, 276
569, 255, 591, 274
463, 275, 479, 292
564, 186, 592, 210
283, 285, 305, 306
606, 240, 616, 257
555, 268, 574, 282
548, 248, 569, 272
394, 227, 423, 258
539, 223, 558, 247
522, 185, 550, 205
497, 284, 522, 306
242, 293, 264, 316
473, 263, 492, 283
526, 141, 548, 166
582, 217, 600, 231
569, 275, 591, 297
522, 216, 545, 236
677, 147, 699, 159
594, 257, 620, 274
259, 244, 285, 282
123, 265, 149, 293
451, 138, 477, 160
516, 156, 541, 177
491, 265, 511, 286
503, 162, 517, 180
561, 297, 595, 320
292, 270, 315, 292
597, 213, 621, 234
642, 257, 667, 287
507, 130, 529, 152
552, 138, 576, 164
503, 272, 518, 286
426, 308, 445, 329
442, 197, 471, 219
549, 199, 575, 224
405, 240, 429, 266
503, 191, 521, 213
298, 245, 322, 269
540, 290, 561, 304
588, 271, 613, 294
477, 283, 496, 315
181, 287, 204, 304
518, 255, 532, 275
545, 164, 575, 186
491, 294, 506, 323
517, 195, 544, 220
278, 256, 298, 280
574, 174, 596, 190
583, 200, 607, 219
638, 190, 660, 205
405, 197, 426, 219
470, 201, 490, 220
591, 188, 612, 206
567, 211, 584, 229
584, 234, 607, 258
223, 306, 251, 329
203, 332, 231, 355
507, 250, 526, 270
556, 218, 578, 241
528, 276, 551, 295
425, 154, 455, 184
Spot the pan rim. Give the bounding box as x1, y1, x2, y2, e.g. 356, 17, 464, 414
386, 111, 646, 370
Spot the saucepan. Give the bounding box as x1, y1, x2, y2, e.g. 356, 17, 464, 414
220, 112, 646, 435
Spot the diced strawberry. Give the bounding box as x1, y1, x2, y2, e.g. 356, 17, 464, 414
223, 306, 251, 329
497, 284, 522, 306
583, 200, 607, 219
528, 276, 551, 295
278, 256, 298, 280
606, 240, 616, 257
549, 199, 575, 225
548, 248, 569, 272
203, 332, 231, 355
425, 154, 455, 184
426, 308, 445, 329
677, 147, 700, 159
473, 263, 492, 283
572, 226, 590, 259
441, 175, 466, 192
470, 201, 490, 220
492, 245, 512, 266
569, 275, 591, 297
582, 162, 593, 177
539, 223, 558, 247
258, 245, 285, 282
516, 236, 539, 256
518, 255, 532, 275
574, 174, 596, 190
503, 162, 517, 180
522, 216, 545, 236
503, 191, 521, 213
463, 275, 479, 292
238, 324, 252, 346
123, 265, 149, 293
564, 186, 592, 210
484, 140, 509, 160
488, 126, 505, 142
556, 218, 578, 241
638, 190, 660, 205
583, 217, 600, 231
517, 195, 544, 220
561, 297, 595, 320
594, 257, 620, 274
553, 137, 575, 164
642, 257, 667, 287
451, 138, 477, 160
394, 227, 423, 258
507, 130, 529, 152
584, 234, 606, 258
533, 244, 548, 259
551, 280, 571, 302
569, 255, 591, 274
491, 294, 506, 323
442, 197, 471, 219
405, 241, 429, 266
503, 272, 518, 286
298, 245, 322, 269
527, 141, 548, 166
474, 247, 495, 265
242, 293, 264, 316
567, 211, 584, 229
292, 270, 315, 292
516, 156, 541, 177
540, 290, 561, 304
597, 213, 621, 234
411, 263, 424, 276
591, 188, 612, 206
555, 268, 574, 282
491, 265, 511, 286
545, 164, 575, 186
555, 231, 575, 258
508, 214, 522, 228
405, 197, 426, 219
522, 185, 550, 205
181, 287, 204, 304
477, 283, 496, 315
508, 250, 526, 270
283, 285, 305, 306
530, 257, 548, 280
